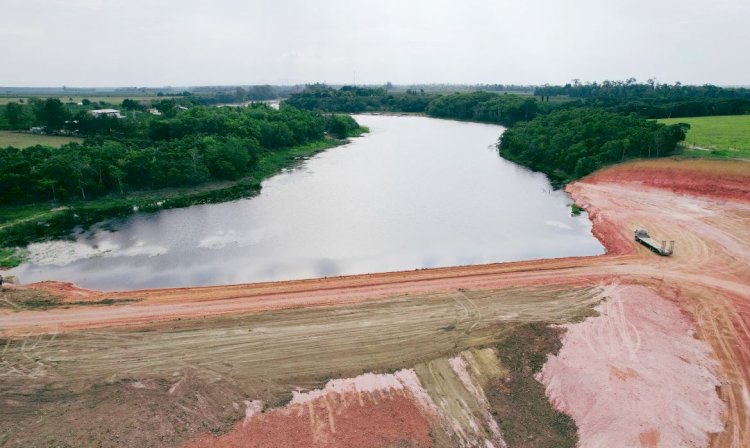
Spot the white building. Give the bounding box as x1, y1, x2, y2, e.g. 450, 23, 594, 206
89, 109, 125, 119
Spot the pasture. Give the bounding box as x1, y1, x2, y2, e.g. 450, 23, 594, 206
0, 131, 82, 148
658, 114, 750, 158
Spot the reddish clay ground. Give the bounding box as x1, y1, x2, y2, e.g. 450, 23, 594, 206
186, 372, 435, 448
2, 158, 749, 447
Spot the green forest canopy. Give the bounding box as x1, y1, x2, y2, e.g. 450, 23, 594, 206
499, 108, 688, 185
0, 103, 359, 205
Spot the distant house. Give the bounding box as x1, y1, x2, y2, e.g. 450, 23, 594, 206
89, 109, 125, 119
148, 108, 162, 116
29, 126, 45, 134
175, 105, 188, 111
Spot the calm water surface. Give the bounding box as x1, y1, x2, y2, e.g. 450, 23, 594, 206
11, 115, 604, 290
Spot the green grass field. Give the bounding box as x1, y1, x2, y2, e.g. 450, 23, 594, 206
0, 131, 82, 148
658, 115, 750, 159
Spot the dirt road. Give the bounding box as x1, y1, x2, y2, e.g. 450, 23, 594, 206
1, 158, 748, 447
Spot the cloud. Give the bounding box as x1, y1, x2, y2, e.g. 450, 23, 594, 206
1, 0, 748, 86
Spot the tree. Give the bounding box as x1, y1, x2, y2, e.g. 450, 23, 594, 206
326, 114, 359, 139
0, 103, 357, 205
31, 98, 71, 131
153, 99, 177, 117
109, 166, 127, 195
121, 99, 144, 111
3, 102, 28, 129
499, 108, 686, 184
234, 87, 247, 102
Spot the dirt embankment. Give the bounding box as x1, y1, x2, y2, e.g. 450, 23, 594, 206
1, 158, 749, 447
582, 158, 750, 204
539, 284, 725, 447
566, 159, 750, 448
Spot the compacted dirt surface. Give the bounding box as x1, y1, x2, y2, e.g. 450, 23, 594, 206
1, 158, 749, 447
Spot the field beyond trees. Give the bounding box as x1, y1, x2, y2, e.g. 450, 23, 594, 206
0, 131, 82, 148
658, 115, 750, 158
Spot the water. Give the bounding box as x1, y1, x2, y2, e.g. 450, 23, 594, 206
10, 115, 604, 290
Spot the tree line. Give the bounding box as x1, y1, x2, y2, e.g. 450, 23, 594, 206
499, 108, 688, 186
426, 91, 539, 126
534, 80, 750, 118
534, 79, 750, 100
0, 104, 360, 204
285, 85, 440, 113
286, 83, 702, 184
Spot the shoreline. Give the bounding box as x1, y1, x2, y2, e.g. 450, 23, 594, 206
0, 132, 366, 267
2, 157, 749, 446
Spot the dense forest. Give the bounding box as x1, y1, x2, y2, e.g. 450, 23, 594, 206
535, 80, 750, 119
285, 85, 440, 113
287, 81, 750, 123
534, 80, 750, 100
0, 103, 360, 205
499, 108, 688, 186
426, 92, 539, 126
286, 86, 539, 126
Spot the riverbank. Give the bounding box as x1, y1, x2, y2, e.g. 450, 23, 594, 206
5, 115, 603, 290
2, 158, 748, 446
0, 131, 366, 268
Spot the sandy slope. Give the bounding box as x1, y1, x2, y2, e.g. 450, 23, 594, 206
1, 158, 749, 447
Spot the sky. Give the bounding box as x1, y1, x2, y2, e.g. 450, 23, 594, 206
1, 0, 749, 87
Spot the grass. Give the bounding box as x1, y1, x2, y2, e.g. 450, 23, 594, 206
658, 115, 750, 159
0, 247, 24, 268
346, 126, 369, 137
0, 131, 82, 148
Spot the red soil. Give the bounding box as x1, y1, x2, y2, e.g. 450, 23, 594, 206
186, 381, 434, 448
25, 280, 103, 301
3, 158, 750, 447
583, 159, 750, 203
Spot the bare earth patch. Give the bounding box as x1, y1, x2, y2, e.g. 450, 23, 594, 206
538, 284, 725, 447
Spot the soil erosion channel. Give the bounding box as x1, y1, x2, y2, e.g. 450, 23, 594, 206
1, 158, 749, 447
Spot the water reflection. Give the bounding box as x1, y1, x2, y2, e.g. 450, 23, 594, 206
11, 115, 604, 290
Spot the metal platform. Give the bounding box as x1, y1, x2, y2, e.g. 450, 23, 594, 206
634, 229, 674, 256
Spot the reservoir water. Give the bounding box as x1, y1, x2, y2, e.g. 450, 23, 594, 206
10, 115, 605, 290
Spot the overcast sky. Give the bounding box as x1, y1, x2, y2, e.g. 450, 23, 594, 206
1, 0, 748, 87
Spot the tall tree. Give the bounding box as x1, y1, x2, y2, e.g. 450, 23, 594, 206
3, 102, 28, 129
32, 98, 71, 130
